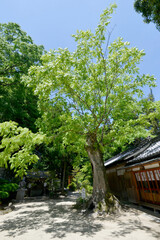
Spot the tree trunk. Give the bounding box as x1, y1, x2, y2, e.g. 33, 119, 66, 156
86, 133, 119, 213
61, 160, 67, 194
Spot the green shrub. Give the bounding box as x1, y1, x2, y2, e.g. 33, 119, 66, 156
84, 185, 93, 194
81, 180, 93, 194
74, 196, 93, 210
0, 178, 9, 184
67, 182, 77, 191
0, 191, 9, 199
0, 183, 19, 193
0, 179, 19, 201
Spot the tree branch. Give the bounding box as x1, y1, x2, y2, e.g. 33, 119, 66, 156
64, 82, 99, 123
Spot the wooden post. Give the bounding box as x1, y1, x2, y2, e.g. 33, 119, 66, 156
132, 171, 140, 202
139, 172, 147, 202
145, 170, 155, 204
152, 169, 160, 193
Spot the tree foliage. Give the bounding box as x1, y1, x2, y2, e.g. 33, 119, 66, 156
27, 4, 155, 146
134, 0, 160, 30
0, 121, 44, 178
32, 88, 86, 186
139, 90, 160, 136
0, 23, 44, 131
26, 4, 156, 207
0, 22, 44, 80
72, 158, 93, 192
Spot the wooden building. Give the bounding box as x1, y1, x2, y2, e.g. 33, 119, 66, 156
104, 137, 160, 210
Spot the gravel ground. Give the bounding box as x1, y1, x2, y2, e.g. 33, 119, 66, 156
0, 192, 160, 240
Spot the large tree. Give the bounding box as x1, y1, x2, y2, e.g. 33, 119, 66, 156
26, 4, 156, 210
134, 0, 160, 31
0, 22, 44, 131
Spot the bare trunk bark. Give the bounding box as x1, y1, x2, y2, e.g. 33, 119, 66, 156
85, 133, 121, 214
86, 133, 110, 205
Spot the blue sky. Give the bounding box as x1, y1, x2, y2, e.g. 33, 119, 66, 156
0, 0, 159, 100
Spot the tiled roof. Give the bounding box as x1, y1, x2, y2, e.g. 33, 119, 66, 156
127, 140, 160, 164
104, 149, 134, 167
104, 136, 160, 168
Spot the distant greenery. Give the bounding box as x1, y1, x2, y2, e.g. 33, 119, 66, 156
134, 0, 160, 31
70, 158, 93, 193
0, 22, 44, 132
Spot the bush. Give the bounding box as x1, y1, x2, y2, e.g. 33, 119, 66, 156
74, 196, 94, 211
74, 197, 84, 209
67, 182, 77, 191
0, 178, 19, 201
0, 183, 19, 192
0, 178, 9, 184
0, 191, 9, 199
81, 181, 93, 195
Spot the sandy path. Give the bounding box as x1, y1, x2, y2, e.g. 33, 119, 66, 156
0, 192, 160, 240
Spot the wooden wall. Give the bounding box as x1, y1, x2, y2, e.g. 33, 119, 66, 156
106, 161, 160, 207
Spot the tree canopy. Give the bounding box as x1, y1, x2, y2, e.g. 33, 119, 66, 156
0, 23, 44, 131
0, 22, 44, 81
134, 0, 160, 30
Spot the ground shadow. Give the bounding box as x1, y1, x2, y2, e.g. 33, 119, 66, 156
0, 192, 160, 239
109, 211, 160, 239
0, 193, 102, 238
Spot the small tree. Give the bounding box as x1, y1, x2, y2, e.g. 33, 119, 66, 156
26, 4, 156, 210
